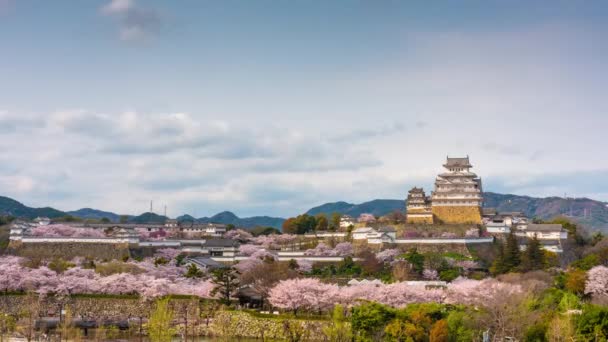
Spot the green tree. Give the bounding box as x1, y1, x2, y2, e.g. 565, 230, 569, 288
210, 267, 240, 304
315, 214, 329, 231
330, 212, 341, 231
351, 302, 395, 341
565, 269, 587, 295
184, 264, 203, 278
490, 240, 508, 275
503, 231, 521, 272
522, 235, 545, 271
576, 304, 608, 340
323, 305, 353, 342
148, 298, 175, 342
404, 249, 425, 274
119, 215, 129, 223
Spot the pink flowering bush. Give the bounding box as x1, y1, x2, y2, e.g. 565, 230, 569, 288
31, 225, 106, 238
423, 269, 439, 280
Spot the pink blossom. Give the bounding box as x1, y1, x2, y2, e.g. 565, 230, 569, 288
423, 269, 439, 280
304, 242, 353, 257
376, 249, 400, 263
465, 228, 480, 238
223, 229, 253, 241
585, 265, 608, 299
155, 248, 181, 261
296, 259, 313, 273
239, 244, 261, 256
31, 225, 106, 238
358, 213, 376, 223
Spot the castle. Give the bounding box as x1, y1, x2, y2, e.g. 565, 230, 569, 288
406, 156, 483, 225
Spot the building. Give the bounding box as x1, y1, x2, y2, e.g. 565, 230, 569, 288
518, 224, 567, 240
431, 156, 483, 224
406, 187, 433, 224
164, 219, 178, 228
339, 215, 356, 229
352, 227, 377, 240
34, 217, 51, 226
184, 257, 227, 271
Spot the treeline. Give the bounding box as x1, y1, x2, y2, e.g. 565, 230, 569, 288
282, 213, 344, 234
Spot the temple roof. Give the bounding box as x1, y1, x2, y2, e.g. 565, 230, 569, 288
443, 156, 472, 168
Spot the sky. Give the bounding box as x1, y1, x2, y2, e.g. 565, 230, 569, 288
1, 0, 608, 218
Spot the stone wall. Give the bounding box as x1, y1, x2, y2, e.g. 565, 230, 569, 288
0, 295, 330, 340
9, 242, 130, 260
432, 206, 482, 224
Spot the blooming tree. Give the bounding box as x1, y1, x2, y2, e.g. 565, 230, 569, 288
223, 229, 253, 242
358, 213, 376, 223
585, 265, 608, 299
31, 225, 106, 238
304, 242, 353, 257
376, 249, 401, 263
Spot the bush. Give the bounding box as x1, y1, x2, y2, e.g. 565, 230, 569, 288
439, 268, 461, 282
95, 261, 144, 276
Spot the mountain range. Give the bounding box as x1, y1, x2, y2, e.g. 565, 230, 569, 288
1, 193, 607, 232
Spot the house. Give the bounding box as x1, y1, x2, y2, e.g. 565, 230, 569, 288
185, 257, 227, 271
352, 227, 377, 240
203, 238, 239, 256
518, 224, 567, 240
377, 227, 397, 240
164, 219, 178, 228
485, 216, 511, 234
34, 217, 51, 226
339, 215, 356, 229
204, 223, 227, 237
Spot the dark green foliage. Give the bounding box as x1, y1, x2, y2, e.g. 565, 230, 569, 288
184, 264, 204, 278
210, 267, 240, 304
576, 305, 608, 340
523, 323, 547, 342
522, 235, 545, 271
154, 257, 169, 266
403, 249, 425, 274
439, 268, 461, 282
351, 302, 396, 340
175, 254, 186, 267
282, 214, 318, 234
504, 231, 521, 271
570, 254, 600, 271
250, 226, 281, 236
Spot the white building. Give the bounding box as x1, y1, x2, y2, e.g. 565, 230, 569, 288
339, 215, 356, 229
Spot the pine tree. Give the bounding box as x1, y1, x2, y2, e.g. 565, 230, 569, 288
490, 240, 507, 275
503, 231, 521, 272
523, 235, 545, 271
210, 267, 240, 305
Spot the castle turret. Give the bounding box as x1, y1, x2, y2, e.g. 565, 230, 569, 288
406, 187, 433, 224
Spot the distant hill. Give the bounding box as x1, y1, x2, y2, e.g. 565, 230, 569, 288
0, 196, 66, 219
67, 208, 124, 222
196, 211, 285, 229
306, 199, 404, 217
1, 192, 606, 232
128, 212, 168, 224
483, 192, 608, 233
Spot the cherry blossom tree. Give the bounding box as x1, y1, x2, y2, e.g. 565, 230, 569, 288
223, 229, 253, 242
268, 278, 339, 313
239, 244, 261, 256
31, 225, 106, 238
585, 265, 608, 300
376, 249, 401, 263
304, 242, 353, 257
358, 213, 376, 223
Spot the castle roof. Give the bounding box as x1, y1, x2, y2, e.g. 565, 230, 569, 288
409, 187, 425, 193
443, 156, 472, 168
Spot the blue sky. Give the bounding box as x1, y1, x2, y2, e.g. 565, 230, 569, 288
1, 0, 607, 217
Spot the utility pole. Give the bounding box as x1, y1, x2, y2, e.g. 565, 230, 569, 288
164, 205, 167, 217
150, 200, 153, 213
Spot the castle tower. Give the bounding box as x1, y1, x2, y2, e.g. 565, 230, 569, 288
406, 187, 433, 224
431, 156, 483, 224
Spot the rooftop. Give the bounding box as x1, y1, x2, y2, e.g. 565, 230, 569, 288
443, 156, 472, 168
526, 224, 564, 232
